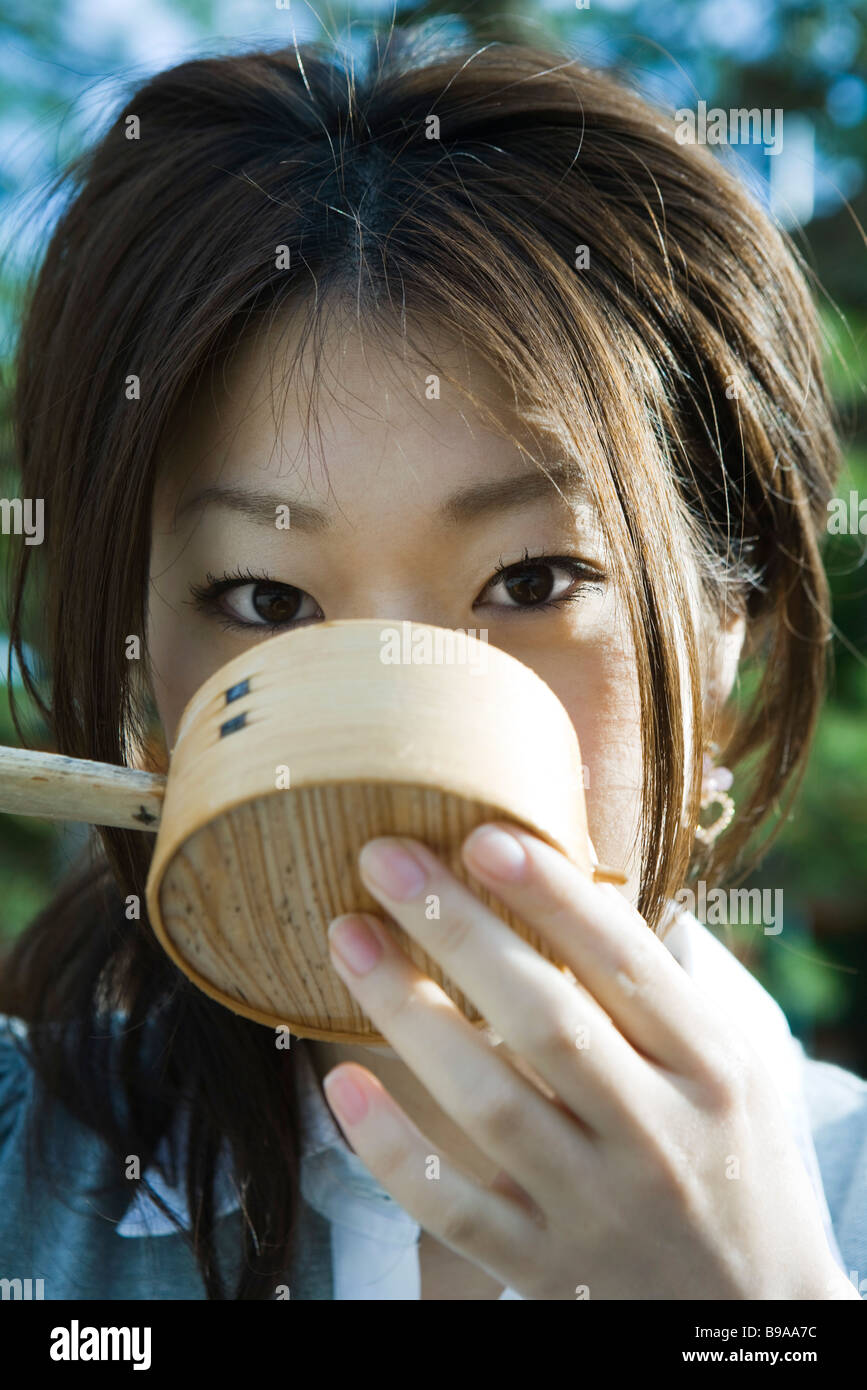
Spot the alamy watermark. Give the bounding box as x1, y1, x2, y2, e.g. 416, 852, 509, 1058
0, 497, 44, 545
827, 490, 867, 534
49, 1321, 151, 1370
674, 881, 783, 935
675, 103, 784, 156
1, 1276, 45, 1299
379, 620, 489, 675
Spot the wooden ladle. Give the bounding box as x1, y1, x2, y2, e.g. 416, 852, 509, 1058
0, 619, 620, 1043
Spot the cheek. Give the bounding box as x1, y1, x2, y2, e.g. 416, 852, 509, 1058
145, 580, 227, 748
147, 525, 257, 745
528, 636, 643, 899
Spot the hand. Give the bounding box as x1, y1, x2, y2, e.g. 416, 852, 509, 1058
321, 823, 856, 1300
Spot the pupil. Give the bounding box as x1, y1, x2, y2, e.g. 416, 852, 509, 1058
505, 565, 553, 605
252, 583, 302, 622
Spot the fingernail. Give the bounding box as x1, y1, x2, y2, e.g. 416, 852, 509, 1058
323, 1068, 369, 1125
328, 914, 384, 975
360, 838, 427, 900
463, 824, 527, 880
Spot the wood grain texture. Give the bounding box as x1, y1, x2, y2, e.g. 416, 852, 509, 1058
0, 746, 166, 829
145, 619, 590, 1042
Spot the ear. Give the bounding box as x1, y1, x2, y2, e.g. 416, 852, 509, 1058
704, 609, 746, 720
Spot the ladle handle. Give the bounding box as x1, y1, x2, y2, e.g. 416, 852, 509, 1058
0, 746, 166, 830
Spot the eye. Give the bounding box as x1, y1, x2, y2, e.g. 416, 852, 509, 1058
188, 569, 321, 632
476, 550, 603, 613
188, 550, 604, 634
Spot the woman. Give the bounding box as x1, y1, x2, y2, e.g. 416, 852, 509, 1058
1, 31, 864, 1300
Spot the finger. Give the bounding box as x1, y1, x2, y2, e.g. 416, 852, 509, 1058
461, 822, 733, 1082
320, 1061, 550, 1294
488, 1167, 544, 1221
357, 837, 665, 1133
326, 911, 597, 1213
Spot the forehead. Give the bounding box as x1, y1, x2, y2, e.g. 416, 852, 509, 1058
153, 300, 587, 522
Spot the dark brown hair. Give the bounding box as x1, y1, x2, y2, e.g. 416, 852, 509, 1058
1, 30, 841, 1297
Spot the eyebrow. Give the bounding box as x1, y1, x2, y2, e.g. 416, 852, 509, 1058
174, 460, 583, 533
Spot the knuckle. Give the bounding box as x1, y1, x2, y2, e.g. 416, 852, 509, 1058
476, 1089, 524, 1148
609, 940, 656, 1000
647, 1143, 692, 1207
439, 1199, 482, 1251
375, 1139, 416, 1186
545, 888, 583, 935
518, 1008, 585, 1066
692, 1041, 754, 1113
702, 1070, 741, 1115
377, 977, 431, 1032
623, 1116, 693, 1206
429, 903, 475, 957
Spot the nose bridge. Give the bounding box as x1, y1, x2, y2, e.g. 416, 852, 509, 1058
329, 591, 455, 629
315, 509, 463, 629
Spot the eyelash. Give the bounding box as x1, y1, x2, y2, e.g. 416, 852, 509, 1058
187, 549, 604, 634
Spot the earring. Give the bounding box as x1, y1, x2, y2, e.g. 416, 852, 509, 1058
694, 745, 735, 846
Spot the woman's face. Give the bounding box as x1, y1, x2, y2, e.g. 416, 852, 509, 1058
147, 308, 645, 900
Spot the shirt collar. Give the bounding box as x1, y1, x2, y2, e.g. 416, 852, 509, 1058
295, 1044, 420, 1244
115, 1037, 418, 1241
